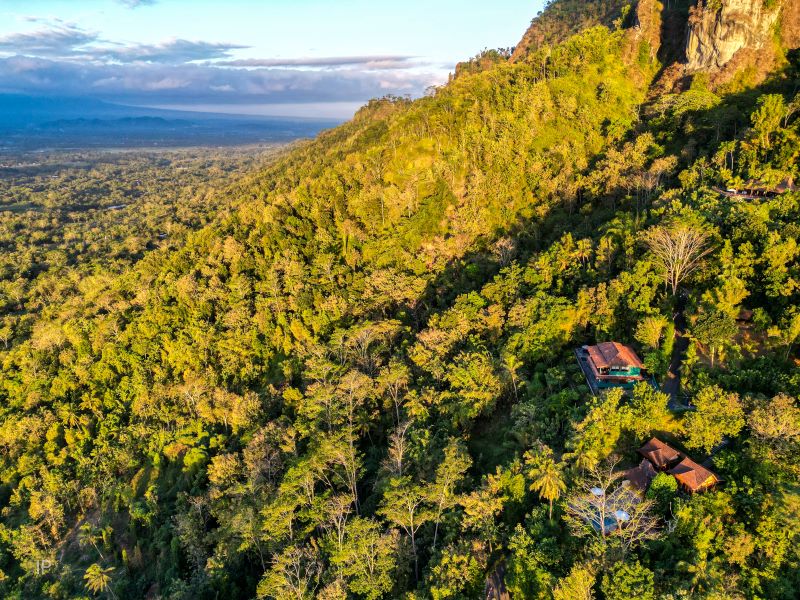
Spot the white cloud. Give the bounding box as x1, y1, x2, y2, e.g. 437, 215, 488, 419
0, 23, 97, 56
0, 20, 444, 109
117, 0, 158, 8
0, 55, 443, 106
216, 55, 421, 70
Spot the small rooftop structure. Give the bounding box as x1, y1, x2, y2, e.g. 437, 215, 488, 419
669, 457, 720, 494
638, 437, 681, 470
588, 509, 632, 534
573, 484, 639, 535
624, 459, 658, 491
575, 342, 647, 394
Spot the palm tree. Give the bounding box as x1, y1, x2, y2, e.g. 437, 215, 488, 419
526, 447, 567, 520
575, 238, 593, 266
502, 353, 523, 402
78, 523, 105, 560
84, 563, 116, 598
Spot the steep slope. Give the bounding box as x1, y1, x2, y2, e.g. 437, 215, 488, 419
511, 0, 632, 61
1, 3, 800, 600
0, 24, 656, 600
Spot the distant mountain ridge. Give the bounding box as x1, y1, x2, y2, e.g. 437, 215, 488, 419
0, 94, 341, 151
0, 94, 126, 127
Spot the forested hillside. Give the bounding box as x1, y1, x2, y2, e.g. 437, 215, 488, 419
511, 0, 632, 60
1, 1, 800, 599
0, 148, 285, 352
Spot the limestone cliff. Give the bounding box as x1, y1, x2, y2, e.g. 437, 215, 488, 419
685, 0, 781, 72
647, 0, 800, 91
510, 0, 799, 90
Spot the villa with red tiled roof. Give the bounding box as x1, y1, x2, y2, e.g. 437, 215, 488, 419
624, 459, 658, 491
637, 437, 681, 470
624, 437, 720, 495
669, 457, 720, 494
575, 342, 647, 394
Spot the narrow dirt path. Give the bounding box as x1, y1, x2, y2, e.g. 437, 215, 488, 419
664, 298, 691, 411
485, 562, 510, 600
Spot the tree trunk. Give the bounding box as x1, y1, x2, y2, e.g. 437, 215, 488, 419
410, 529, 418, 582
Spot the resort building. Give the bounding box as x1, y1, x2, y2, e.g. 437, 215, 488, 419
669, 457, 720, 494
637, 437, 681, 470
713, 177, 796, 200
624, 459, 658, 492
624, 437, 720, 495
576, 342, 646, 394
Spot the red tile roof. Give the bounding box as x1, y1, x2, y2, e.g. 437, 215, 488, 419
624, 459, 658, 491
638, 437, 681, 470
586, 342, 644, 370
669, 457, 719, 493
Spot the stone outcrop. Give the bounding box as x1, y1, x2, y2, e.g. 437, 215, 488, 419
780, 0, 800, 48
684, 0, 781, 71
511, 0, 799, 91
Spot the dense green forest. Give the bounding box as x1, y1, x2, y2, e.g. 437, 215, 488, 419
0, 147, 285, 350
1, 1, 800, 598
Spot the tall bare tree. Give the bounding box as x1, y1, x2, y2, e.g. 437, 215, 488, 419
426, 439, 471, 551
383, 421, 412, 478
565, 458, 660, 561
641, 224, 713, 296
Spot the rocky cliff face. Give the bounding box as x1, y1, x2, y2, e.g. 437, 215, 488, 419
511, 0, 799, 91
685, 0, 781, 71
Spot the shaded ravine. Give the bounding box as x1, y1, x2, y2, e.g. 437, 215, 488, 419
664, 295, 692, 411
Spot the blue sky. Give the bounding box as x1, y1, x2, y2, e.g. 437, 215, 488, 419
0, 0, 544, 117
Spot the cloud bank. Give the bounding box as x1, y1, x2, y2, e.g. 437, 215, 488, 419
0, 21, 442, 113
0, 55, 434, 104
217, 56, 419, 69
